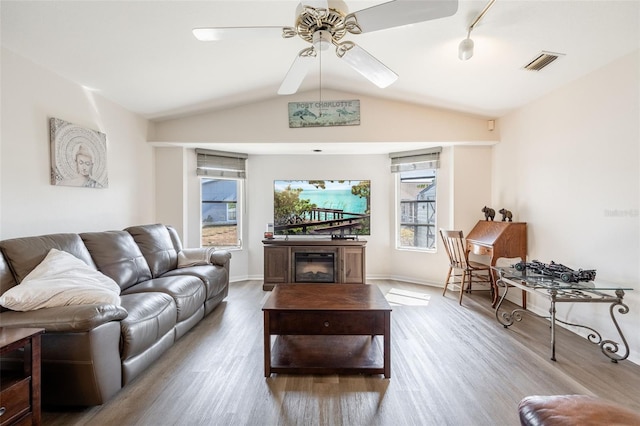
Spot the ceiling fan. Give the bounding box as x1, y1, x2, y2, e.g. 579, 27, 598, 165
193, 0, 459, 95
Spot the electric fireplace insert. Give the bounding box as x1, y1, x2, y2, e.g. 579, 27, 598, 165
294, 252, 336, 283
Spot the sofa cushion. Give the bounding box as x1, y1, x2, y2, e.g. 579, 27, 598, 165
162, 264, 228, 301
166, 226, 183, 252
122, 276, 206, 322
0, 233, 96, 283
119, 292, 176, 360
81, 230, 152, 290
0, 249, 121, 311
126, 224, 178, 277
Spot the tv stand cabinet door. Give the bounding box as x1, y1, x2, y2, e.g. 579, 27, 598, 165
341, 246, 366, 284
264, 246, 289, 290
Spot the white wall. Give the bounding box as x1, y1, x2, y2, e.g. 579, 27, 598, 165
0, 48, 155, 238
245, 154, 393, 281
452, 146, 493, 232
153, 89, 497, 144
496, 50, 640, 364
155, 146, 187, 241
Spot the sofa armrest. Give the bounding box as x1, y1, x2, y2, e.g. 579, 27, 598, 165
0, 304, 128, 333
518, 395, 640, 426
210, 249, 231, 267
176, 248, 231, 268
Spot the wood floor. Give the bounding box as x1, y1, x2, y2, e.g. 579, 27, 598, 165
43, 280, 640, 426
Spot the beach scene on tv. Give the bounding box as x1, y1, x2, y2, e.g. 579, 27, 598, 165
273, 180, 371, 236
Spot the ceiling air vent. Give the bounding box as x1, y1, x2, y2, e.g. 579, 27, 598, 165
523, 51, 565, 71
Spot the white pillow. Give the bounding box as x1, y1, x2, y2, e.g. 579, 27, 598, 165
177, 247, 215, 268
0, 248, 121, 311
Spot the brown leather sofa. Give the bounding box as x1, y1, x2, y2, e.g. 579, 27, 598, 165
0, 224, 231, 406
518, 395, 640, 426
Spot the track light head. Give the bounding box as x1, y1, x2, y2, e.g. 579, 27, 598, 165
458, 0, 495, 61
458, 37, 474, 61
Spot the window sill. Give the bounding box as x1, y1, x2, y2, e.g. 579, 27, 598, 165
396, 246, 436, 254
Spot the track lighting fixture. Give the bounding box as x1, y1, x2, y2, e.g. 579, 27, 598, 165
458, 0, 496, 61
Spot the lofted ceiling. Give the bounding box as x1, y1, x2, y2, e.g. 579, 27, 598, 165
1, 1, 639, 154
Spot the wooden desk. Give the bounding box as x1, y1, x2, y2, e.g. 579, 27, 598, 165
0, 327, 44, 426
466, 221, 527, 307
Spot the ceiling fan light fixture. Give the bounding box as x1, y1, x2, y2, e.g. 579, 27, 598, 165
312, 30, 332, 51
458, 37, 474, 61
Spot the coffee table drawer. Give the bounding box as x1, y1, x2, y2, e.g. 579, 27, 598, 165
269, 311, 384, 335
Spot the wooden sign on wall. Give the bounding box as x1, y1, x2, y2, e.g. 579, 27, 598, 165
288, 100, 360, 128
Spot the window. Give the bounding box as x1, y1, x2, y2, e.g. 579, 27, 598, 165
201, 178, 241, 247
397, 169, 437, 249
390, 147, 441, 250
197, 149, 247, 248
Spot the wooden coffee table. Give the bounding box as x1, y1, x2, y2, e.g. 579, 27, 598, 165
262, 284, 392, 378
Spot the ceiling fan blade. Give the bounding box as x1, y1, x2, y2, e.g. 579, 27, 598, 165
193, 27, 284, 41
338, 43, 398, 89
302, 0, 329, 9
278, 48, 317, 95
350, 0, 459, 33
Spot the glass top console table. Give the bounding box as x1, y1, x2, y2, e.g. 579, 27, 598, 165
493, 267, 632, 363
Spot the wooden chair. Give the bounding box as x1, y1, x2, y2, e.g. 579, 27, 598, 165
439, 229, 493, 305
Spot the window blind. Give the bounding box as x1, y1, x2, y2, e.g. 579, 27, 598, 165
196, 149, 248, 179
389, 147, 442, 172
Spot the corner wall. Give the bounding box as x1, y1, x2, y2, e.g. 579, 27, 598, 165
155, 147, 187, 241
0, 48, 155, 238
496, 50, 640, 364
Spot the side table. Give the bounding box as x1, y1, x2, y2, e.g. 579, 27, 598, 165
494, 267, 632, 362
0, 327, 45, 426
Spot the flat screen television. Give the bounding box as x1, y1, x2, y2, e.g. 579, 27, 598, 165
273, 180, 370, 236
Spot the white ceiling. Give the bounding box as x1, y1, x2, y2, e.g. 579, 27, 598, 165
2, 1, 639, 150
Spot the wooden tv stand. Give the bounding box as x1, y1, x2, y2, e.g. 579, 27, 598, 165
262, 238, 366, 290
